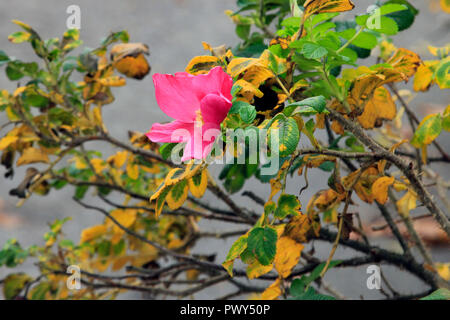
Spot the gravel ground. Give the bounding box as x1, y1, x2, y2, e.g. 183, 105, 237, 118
0, 0, 448, 300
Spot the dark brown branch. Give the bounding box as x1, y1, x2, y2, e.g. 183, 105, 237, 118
328, 108, 450, 236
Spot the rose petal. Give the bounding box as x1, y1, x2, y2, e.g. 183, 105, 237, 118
152, 73, 200, 122
200, 93, 232, 126
181, 123, 221, 162
146, 120, 193, 143
192, 66, 233, 102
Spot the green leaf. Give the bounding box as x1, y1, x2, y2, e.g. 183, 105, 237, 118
5, 61, 38, 81
248, 226, 277, 266
302, 42, 328, 60
3, 273, 32, 299
97, 240, 111, 257
0, 50, 10, 66
222, 235, 248, 276
8, 31, 31, 44
274, 194, 301, 219
291, 286, 336, 300
239, 103, 257, 123
159, 143, 177, 160
420, 288, 450, 300
442, 106, 450, 132
0, 239, 30, 268
290, 260, 342, 298
305, 118, 315, 135
29, 282, 51, 300
410, 113, 442, 148
113, 239, 126, 256
223, 164, 247, 194
307, 260, 342, 284
434, 57, 450, 89
364, 16, 399, 35
378, 3, 408, 15
384, 0, 418, 31
24, 93, 49, 108
6, 64, 23, 80
230, 100, 250, 114
225, 235, 248, 262
236, 24, 251, 40
74, 185, 89, 200
338, 29, 378, 50
285, 95, 327, 116
268, 115, 300, 157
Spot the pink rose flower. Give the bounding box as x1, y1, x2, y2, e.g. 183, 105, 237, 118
146, 66, 233, 162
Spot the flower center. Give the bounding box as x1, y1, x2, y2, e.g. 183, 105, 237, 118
195, 109, 204, 127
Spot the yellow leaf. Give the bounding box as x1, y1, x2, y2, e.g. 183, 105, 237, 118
112, 151, 128, 168
283, 214, 315, 243
441, 0, 450, 13
261, 278, 282, 300
166, 180, 189, 210
247, 260, 273, 279
290, 79, 309, 95
0, 136, 18, 150
185, 56, 220, 75
313, 189, 342, 211
274, 236, 304, 278
384, 48, 422, 82
222, 260, 234, 277
305, 155, 336, 168
234, 79, 264, 103
111, 43, 151, 80
93, 258, 111, 272
372, 176, 395, 204
357, 86, 396, 129
380, 40, 397, 61
90, 158, 107, 175
188, 169, 208, 198
269, 178, 282, 201
110, 209, 137, 234
428, 44, 450, 57
413, 62, 436, 92
5, 106, 20, 122
304, 0, 355, 18
92, 106, 105, 130
80, 225, 107, 243
186, 269, 200, 281
378, 140, 408, 173
396, 190, 417, 217
126, 163, 139, 180
70, 156, 87, 170
112, 256, 131, 271
13, 86, 27, 97
202, 41, 213, 52
343, 167, 379, 203
98, 75, 126, 87
12, 20, 34, 32
227, 57, 261, 78
164, 167, 187, 186
436, 263, 450, 281
16, 147, 50, 166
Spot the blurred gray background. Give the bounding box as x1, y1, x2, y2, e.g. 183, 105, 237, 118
0, 0, 448, 300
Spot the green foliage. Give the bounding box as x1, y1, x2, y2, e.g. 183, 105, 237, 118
0, 0, 448, 301
248, 226, 278, 265
420, 289, 450, 301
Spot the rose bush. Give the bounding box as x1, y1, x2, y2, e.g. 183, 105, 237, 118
0, 0, 449, 300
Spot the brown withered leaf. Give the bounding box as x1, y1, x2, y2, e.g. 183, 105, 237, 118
357, 86, 396, 129
283, 214, 320, 243
342, 166, 379, 204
